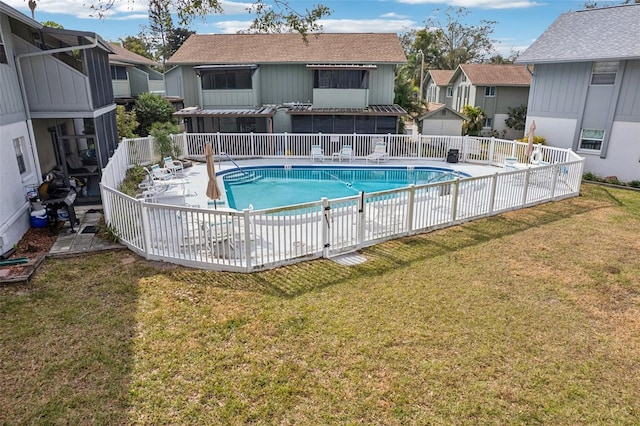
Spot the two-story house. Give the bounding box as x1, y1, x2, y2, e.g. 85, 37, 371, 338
516, 5, 640, 182
0, 1, 118, 255
424, 69, 454, 106
448, 64, 531, 139
165, 33, 407, 134
109, 42, 165, 104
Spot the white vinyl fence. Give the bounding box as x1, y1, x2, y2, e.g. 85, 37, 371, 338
101, 133, 584, 272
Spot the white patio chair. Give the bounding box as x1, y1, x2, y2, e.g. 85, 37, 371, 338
163, 156, 185, 177
332, 145, 354, 162
310, 145, 325, 162
365, 142, 389, 164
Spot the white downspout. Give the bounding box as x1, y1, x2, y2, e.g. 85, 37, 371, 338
14, 35, 99, 182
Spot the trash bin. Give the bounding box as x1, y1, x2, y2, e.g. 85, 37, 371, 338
447, 149, 459, 163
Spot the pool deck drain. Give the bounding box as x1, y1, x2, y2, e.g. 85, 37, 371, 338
330, 252, 367, 266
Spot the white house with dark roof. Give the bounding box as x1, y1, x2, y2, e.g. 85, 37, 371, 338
165, 33, 407, 134
516, 4, 640, 181
416, 102, 466, 136
448, 64, 531, 139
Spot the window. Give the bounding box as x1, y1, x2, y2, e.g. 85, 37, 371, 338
591, 61, 618, 85
485, 86, 495, 97
0, 30, 7, 64
201, 69, 252, 90
482, 117, 493, 128
110, 66, 127, 80
579, 129, 604, 151
13, 137, 27, 174
446, 87, 453, 97
313, 70, 369, 89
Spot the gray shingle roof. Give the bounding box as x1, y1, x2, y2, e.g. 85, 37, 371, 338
167, 33, 406, 65
516, 4, 640, 64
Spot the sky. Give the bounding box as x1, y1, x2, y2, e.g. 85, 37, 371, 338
3, 0, 624, 56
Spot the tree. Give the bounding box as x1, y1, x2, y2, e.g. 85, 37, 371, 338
41, 20, 63, 28
461, 105, 485, 136
145, 0, 173, 69
40, 0, 331, 38
394, 77, 423, 117
120, 36, 154, 60
585, 0, 639, 8
167, 27, 194, 57
133, 93, 175, 136
425, 7, 497, 70
116, 105, 139, 139
505, 105, 527, 131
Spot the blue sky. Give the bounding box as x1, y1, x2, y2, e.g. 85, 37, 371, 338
3, 0, 621, 56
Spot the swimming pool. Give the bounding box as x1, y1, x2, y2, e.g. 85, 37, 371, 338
222, 166, 467, 210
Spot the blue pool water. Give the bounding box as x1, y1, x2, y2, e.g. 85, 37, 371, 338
222, 166, 464, 210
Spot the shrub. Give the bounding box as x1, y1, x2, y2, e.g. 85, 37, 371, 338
582, 172, 600, 181
629, 180, 640, 188
116, 105, 139, 139
150, 122, 181, 160
134, 93, 175, 137
118, 166, 147, 197
517, 135, 547, 145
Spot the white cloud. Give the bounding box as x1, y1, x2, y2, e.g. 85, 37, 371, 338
321, 18, 417, 33
218, 0, 256, 15
3, 0, 147, 19
380, 12, 409, 19
395, 0, 541, 9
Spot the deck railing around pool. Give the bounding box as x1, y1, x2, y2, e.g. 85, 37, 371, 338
100, 133, 584, 272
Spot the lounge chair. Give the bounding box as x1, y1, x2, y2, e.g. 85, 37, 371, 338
163, 156, 184, 176
332, 145, 354, 162
310, 145, 325, 162
365, 142, 389, 164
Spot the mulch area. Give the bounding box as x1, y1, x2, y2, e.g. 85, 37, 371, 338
0, 226, 60, 284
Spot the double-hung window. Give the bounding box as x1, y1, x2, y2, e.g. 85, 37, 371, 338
0, 30, 7, 64
13, 137, 27, 174
446, 86, 453, 97
485, 86, 495, 97
482, 117, 493, 129
579, 129, 605, 152
590, 61, 618, 85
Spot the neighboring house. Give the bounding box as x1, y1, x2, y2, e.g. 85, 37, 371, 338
165, 33, 407, 134
424, 70, 454, 106
416, 102, 466, 136
516, 4, 640, 182
0, 1, 118, 255
448, 64, 531, 139
108, 42, 165, 103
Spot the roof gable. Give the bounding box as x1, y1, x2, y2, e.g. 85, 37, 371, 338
451, 64, 531, 86
427, 70, 454, 86
516, 5, 640, 64
168, 33, 407, 65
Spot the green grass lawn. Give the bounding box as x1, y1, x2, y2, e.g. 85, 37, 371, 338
2, 184, 640, 424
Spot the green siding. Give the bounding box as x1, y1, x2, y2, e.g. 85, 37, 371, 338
260, 64, 312, 104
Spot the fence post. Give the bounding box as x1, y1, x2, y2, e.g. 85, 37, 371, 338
488, 137, 495, 165
407, 184, 415, 233
357, 192, 365, 246
243, 209, 253, 272
521, 169, 530, 206
284, 132, 288, 157
250, 132, 255, 157
216, 132, 221, 157
353, 133, 357, 158
321, 197, 330, 258
550, 164, 560, 200
511, 139, 517, 157
488, 173, 498, 214
463, 135, 469, 163
139, 200, 152, 257
451, 178, 460, 221
418, 134, 423, 159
